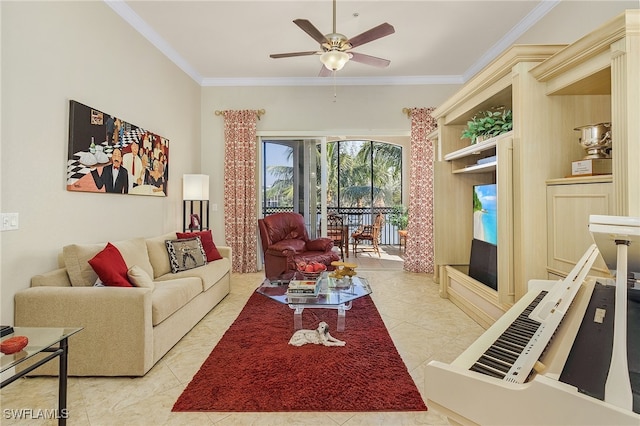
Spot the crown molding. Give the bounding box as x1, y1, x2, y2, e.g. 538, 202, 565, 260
200, 75, 464, 87
106, 0, 559, 88
463, 0, 561, 81
104, 0, 204, 84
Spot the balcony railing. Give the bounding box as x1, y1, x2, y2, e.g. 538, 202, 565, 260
262, 206, 404, 245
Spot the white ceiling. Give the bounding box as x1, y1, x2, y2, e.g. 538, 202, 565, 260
108, 1, 637, 86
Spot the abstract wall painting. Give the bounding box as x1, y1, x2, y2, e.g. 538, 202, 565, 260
67, 100, 169, 196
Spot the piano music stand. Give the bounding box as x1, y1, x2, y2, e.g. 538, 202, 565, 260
589, 215, 640, 411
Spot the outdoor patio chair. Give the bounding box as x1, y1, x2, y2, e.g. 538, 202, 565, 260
324, 214, 346, 261
351, 213, 384, 257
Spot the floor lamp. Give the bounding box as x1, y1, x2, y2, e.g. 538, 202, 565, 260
183, 174, 209, 232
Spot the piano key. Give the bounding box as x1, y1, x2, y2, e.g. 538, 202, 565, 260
477, 354, 512, 372
469, 362, 506, 379
485, 347, 518, 364
469, 291, 547, 377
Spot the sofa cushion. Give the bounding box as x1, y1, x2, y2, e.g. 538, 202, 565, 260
151, 277, 201, 326
155, 256, 231, 292
165, 237, 207, 273
88, 243, 132, 287
63, 238, 153, 287
127, 265, 155, 290
145, 232, 177, 278
176, 230, 222, 262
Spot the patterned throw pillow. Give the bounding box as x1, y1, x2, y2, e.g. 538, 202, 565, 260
165, 237, 207, 273
176, 230, 223, 262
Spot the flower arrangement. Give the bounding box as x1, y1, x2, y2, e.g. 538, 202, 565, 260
461, 107, 513, 144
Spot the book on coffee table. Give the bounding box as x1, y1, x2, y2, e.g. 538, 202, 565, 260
287, 280, 320, 295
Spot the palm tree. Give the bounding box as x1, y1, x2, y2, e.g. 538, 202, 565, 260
266, 164, 294, 205
357, 141, 402, 180
353, 141, 402, 207
340, 185, 385, 207
321, 142, 340, 206
265, 140, 402, 210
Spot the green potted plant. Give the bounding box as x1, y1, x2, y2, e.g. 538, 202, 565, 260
388, 205, 409, 230
461, 107, 512, 144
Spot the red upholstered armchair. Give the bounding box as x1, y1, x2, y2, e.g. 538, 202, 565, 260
258, 212, 340, 278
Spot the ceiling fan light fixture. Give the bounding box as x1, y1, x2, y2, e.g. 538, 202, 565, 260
320, 50, 349, 71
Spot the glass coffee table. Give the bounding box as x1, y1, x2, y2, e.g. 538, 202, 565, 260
256, 272, 372, 331
1, 327, 82, 426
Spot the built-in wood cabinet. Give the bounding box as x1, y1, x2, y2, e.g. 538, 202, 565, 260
436, 132, 514, 327
433, 10, 639, 327
546, 176, 614, 280
434, 45, 564, 327
530, 10, 639, 218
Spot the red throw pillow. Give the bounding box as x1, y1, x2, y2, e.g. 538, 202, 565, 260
88, 243, 132, 287
176, 230, 222, 262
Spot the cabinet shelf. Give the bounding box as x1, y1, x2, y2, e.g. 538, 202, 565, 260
452, 161, 497, 174
444, 131, 512, 161
444, 131, 510, 175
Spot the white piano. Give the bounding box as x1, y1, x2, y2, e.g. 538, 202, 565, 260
425, 215, 640, 425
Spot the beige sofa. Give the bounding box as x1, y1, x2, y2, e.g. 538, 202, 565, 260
14, 232, 232, 377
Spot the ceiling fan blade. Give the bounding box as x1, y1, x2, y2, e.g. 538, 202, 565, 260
348, 22, 395, 49
294, 19, 329, 45
270, 51, 319, 59
318, 66, 332, 77
348, 52, 390, 68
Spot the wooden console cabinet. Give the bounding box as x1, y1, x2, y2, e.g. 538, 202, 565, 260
433, 10, 639, 327
546, 175, 614, 280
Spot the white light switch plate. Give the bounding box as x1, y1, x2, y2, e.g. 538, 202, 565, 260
1, 213, 19, 231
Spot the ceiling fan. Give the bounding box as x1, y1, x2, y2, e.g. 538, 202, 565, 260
269, 0, 395, 76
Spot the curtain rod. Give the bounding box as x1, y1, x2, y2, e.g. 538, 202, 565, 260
214, 109, 266, 120
402, 108, 411, 118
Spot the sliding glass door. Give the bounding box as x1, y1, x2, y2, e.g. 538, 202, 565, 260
261, 139, 323, 238
261, 138, 403, 244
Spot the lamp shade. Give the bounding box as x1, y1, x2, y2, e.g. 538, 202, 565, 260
183, 174, 209, 200
320, 50, 349, 71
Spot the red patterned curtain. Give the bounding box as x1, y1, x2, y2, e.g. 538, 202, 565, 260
404, 107, 437, 273
222, 110, 258, 273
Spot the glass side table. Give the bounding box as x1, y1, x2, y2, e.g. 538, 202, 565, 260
1, 327, 82, 426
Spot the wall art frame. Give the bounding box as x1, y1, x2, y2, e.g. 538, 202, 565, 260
67, 100, 169, 197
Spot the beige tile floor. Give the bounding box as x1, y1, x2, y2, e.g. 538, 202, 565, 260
1, 252, 485, 425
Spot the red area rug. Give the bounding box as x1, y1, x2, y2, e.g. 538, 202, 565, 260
172, 290, 427, 412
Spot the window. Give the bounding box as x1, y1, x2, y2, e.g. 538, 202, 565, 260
261, 138, 403, 244
262, 141, 295, 215
324, 140, 402, 209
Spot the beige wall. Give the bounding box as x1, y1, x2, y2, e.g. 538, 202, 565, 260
0, 2, 201, 323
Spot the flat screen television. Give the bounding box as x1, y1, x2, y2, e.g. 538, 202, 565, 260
470, 184, 498, 290
469, 239, 498, 290
473, 184, 497, 245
